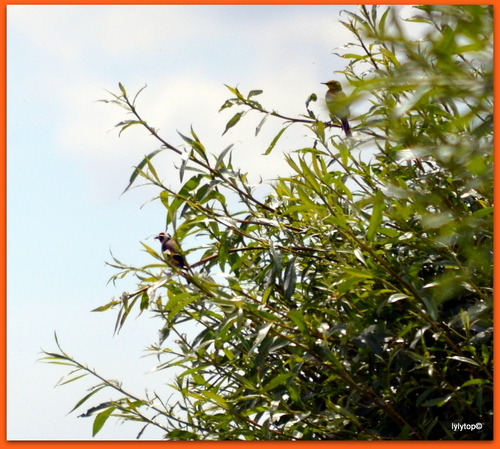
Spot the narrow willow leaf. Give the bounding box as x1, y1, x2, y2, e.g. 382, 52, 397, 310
144, 155, 160, 183
299, 157, 320, 192
92, 407, 115, 436
388, 293, 409, 303
117, 120, 147, 137
264, 126, 288, 155
178, 131, 207, 162
248, 322, 273, 357
265, 372, 296, 391
118, 82, 126, 96
91, 301, 120, 312
283, 258, 297, 301
367, 190, 385, 241
344, 268, 373, 279
215, 144, 234, 168
122, 148, 164, 194
288, 310, 308, 333
305, 92, 317, 109
222, 112, 243, 136
420, 293, 438, 320
178, 148, 192, 183
131, 84, 148, 105
167, 294, 200, 321
422, 395, 452, 407
448, 355, 480, 367
315, 120, 325, 142
57, 373, 89, 387
255, 113, 269, 136
224, 84, 242, 97
248, 89, 263, 98
353, 248, 366, 265
269, 241, 282, 274
68, 385, 107, 414
201, 390, 229, 409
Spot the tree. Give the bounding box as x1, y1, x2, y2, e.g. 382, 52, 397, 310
43, 5, 493, 440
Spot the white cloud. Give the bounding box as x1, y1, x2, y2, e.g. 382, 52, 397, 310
11, 4, 357, 198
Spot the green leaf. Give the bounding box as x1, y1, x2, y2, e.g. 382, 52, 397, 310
366, 190, 385, 240
91, 300, 120, 312
116, 120, 147, 137
421, 395, 452, 407
315, 120, 325, 142
264, 126, 288, 155
269, 241, 282, 274
122, 148, 164, 194
255, 113, 269, 136
131, 84, 148, 105
179, 174, 203, 198
144, 154, 160, 183
265, 372, 296, 391
224, 84, 243, 99
299, 157, 320, 192
344, 268, 373, 279
448, 355, 480, 367
167, 293, 200, 321
248, 89, 263, 98
387, 293, 409, 303
378, 6, 390, 35
201, 390, 229, 409
305, 92, 317, 110
380, 47, 400, 67
460, 378, 490, 388
215, 144, 234, 169
178, 130, 207, 162
420, 293, 438, 320
190, 126, 202, 143
68, 385, 107, 414
168, 430, 200, 440
283, 258, 297, 301
57, 373, 89, 387
248, 322, 273, 356
92, 406, 115, 436
140, 291, 149, 311
179, 148, 192, 182
339, 143, 349, 166
288, 310, 308, 333
222, 112, 243, 136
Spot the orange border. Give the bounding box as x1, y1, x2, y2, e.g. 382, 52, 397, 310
1, 0, 4, 443
2, 1, 497, 448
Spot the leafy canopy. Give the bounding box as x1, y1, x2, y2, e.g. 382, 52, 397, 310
43, 5, 492, 440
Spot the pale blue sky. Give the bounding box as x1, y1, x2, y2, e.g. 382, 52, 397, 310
7, 4, 365, 440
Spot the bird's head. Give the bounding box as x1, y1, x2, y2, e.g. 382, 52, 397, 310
322, 80, 343, 92
155, 232, 171, 242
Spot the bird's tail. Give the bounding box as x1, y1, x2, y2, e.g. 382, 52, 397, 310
341, 118, 352, 137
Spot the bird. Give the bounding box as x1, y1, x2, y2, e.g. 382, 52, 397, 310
155, 232, 188, 270
322, 80, 352, 136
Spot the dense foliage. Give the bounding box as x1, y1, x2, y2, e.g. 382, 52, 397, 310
43, 5, 493, 440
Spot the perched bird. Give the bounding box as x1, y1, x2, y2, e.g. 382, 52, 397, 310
322, 80, 352, 136
155, 232, 188, 270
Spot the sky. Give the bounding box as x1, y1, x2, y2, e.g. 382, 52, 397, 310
7, 4, 373, 440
